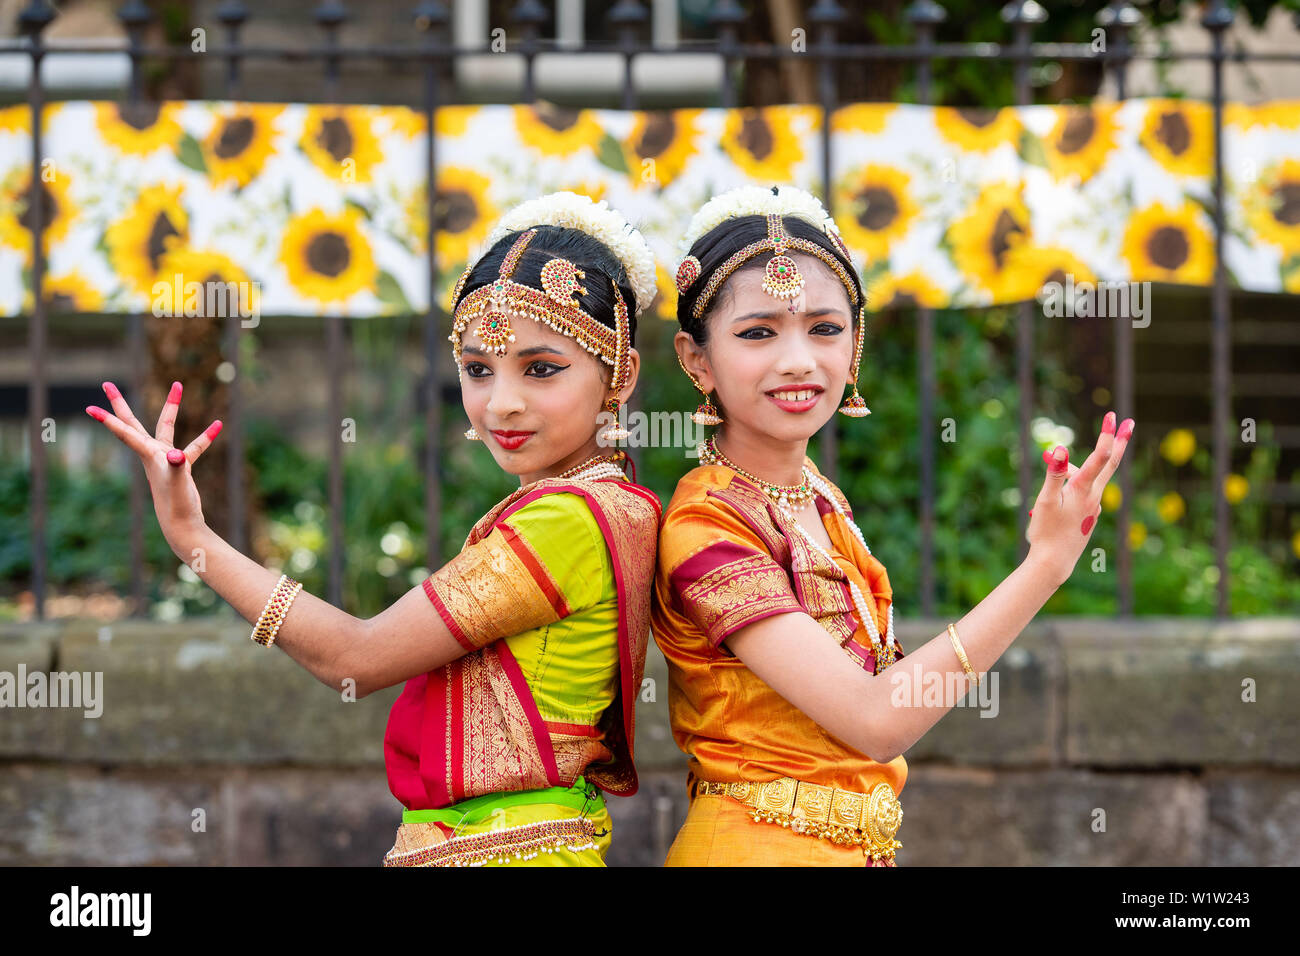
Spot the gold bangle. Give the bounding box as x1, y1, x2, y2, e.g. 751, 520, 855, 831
947, 622, 979, 686
251, 573, 303, 647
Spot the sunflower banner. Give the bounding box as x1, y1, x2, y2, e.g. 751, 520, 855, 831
0, 98, 1296, 319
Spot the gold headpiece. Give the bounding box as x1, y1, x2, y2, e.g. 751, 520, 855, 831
686, 213, 860, 319
448, 229, 633, 394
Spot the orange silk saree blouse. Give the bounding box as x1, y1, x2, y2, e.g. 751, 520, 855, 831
651, 457, 907, 801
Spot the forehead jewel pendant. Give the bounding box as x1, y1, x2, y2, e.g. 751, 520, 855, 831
474, 278, 515, 357
760, 213, 805, 312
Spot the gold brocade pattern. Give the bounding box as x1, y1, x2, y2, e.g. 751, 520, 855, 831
681, 553, 803, 645
458, 647, 553, 796
427, 526, 561, 650
383, 817, 599, 867
461, 476, 660, 796
551, 733, 613, 783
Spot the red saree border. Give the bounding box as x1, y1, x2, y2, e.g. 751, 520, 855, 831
497, 520, 570, 618
493, 478, 662, 797
422, 577, 476, 653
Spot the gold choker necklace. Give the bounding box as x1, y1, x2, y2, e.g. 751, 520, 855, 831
698, 436, 816, 516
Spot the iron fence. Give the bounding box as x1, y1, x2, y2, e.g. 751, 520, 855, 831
6, 0, 1296, 619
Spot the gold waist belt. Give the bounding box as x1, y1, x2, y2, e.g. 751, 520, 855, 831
695, 776, 903, 863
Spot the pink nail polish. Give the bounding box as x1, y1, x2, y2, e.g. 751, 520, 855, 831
1050, 446, 1069, 472
102, 382, 120, 401
204, 420, 223, 441
1102, 411, 1116, 435
166, 449, 185, 465
1117, 419, 1134, 441
86, 405, 106, 422
167, 381, 182, 403
1028, 510, 1033, 517
1081, 515, 1096, 535
1042, 448, 1051, 464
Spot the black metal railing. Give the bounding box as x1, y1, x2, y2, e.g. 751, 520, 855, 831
8, 0, 1296, 620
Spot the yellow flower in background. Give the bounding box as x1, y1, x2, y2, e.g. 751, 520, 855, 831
1002, 243, 1097, 303
153, 248, 257, 317
300, 106, 383, 184
1160, 428, 1197, 466
105, 183, 188, 298
1121, 201, 1214, 285
95, 102, 184, 155
22, 270, 104, 313
374, 105, 426, 138
407, 166, 497, 264
279, 207, 376, 305
948, 182, 1032, 300
1157, 491, 1186, 524
1245, 159, 1300, 257
514, 102, 604, 156
834, 164, 919, 260
654, 262, 678, 321
934, 106, 1021, 152
1043, 104, 1119, 182
202, 104, 282, 188
1223, 474, 1249, 504
622, 110, 701, 189
1128, 521, 1147, 550
0, 168, 76, 260
1139, 100, 1212, 178
1226, 101, 1300, 131
1292, 529, 1300, 560
721, 107, 805, 181
1102, 483, 1122, 511
831, 103, 896, 135
864, 270, 946, 311
0, 105, 25, 133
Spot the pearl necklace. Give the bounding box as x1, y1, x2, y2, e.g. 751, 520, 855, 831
698, 435, 816, 517
557, 451, 627, 482
792, 469, 898, 670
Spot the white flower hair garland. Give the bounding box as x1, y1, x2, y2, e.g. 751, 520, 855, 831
482, 190, 658, 316
678, 184, 858, 269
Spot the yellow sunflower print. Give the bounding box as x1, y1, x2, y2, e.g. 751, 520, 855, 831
1226, 101, 1300, 131
834, 163, 919, 260
300, 106, 383, 184
22, 271, 104, 314
279, 207, 376, 305
375, 105, 427, 138
864, 270, 946, 311
1245, 159, 1300, 257
1043, 104, 1119, 182
202, 104, 282, 188
104, 183, 188, 299
721, 107, 807, 182
514, 102, 605, 156
0, 167, 76, 261
947, 182, 1033, 300
831, 103, 896, 135
1003, 243, 1097, 303
408, 166, 497, 264
95, 102, 184, 156
654, 262, 678, 321
622, 109, 700, 189
0, 105, 25, 134
562, 180, 607, 203
1139, 99, 1212, 178
935, 106, 1021, 153
1121, 201, 1214, 285
153, 248, 258, 317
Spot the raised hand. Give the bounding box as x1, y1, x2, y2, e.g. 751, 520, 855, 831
1025, 410, 1134, 586
86, 380, 223, 561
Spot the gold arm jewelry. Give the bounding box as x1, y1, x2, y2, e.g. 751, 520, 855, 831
449, 231, 633, 396
251, 573, 303, 647
690, 213, 860, 320
947, 622, 979, 686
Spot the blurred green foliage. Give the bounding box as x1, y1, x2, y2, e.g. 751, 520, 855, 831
3, 303, 1296, 620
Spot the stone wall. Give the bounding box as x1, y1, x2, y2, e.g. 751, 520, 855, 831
2, 617, 1297, 866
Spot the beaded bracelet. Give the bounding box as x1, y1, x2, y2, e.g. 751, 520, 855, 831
250, 573, 303, 647
947, 622, 979, 687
